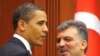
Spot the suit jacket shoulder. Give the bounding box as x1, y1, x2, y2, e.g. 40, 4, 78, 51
0, 37, 31, 56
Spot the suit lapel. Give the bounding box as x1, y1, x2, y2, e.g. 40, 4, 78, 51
10, 37, 27, 50
26, 50, 32, 56
10, 37, 32, 56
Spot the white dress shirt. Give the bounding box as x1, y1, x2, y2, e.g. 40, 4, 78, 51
13, 34, 32, 54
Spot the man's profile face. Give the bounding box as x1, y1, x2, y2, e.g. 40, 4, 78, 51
56, 26, 84, 56
24, 10, 48, 45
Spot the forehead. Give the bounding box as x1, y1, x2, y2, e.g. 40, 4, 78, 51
34, 10, 47, 18
31, 10, 47, 22
57, 27, 79, 38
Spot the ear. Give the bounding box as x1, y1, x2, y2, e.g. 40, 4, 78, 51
17, 19, 26, 31
81, 40, 87, 50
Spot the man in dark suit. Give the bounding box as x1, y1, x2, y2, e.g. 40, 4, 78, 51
0, 3, 48, 56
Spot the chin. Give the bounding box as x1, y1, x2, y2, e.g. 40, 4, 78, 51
33, 42, 44, 46
37, 43, 43, 46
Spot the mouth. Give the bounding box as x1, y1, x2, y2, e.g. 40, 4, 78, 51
59, 48, 69, 56
40, 35, 46, 39
59, 51, 69, 56
60, 48, 68, 52
60, 52, 68, 55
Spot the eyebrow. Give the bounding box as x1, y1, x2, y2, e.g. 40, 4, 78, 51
38, 20, 47, 23
63, 36, 72, 38
57, 36, 72, 38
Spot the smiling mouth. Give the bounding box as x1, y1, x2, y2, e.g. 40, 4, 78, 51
59, 48, 69, 56
60, 48, 68, 53
59, 51, 70, 56
60, 53, 68, 56
60, 52, 68, 54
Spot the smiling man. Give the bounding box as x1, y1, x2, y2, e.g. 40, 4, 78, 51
56, 20, 88, 56
0, 3, 48, 56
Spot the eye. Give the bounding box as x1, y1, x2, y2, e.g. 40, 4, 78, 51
37, 21, 45, 26
63, 36, 73, 42
56, 38, 61, 43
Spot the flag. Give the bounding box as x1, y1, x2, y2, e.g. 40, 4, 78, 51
74, 0, 100, 56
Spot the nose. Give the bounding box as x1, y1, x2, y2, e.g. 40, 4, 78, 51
43, 25, 48, 32
59, 39, 65, 47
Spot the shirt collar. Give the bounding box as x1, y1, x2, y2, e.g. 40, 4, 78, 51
13, 34, 32, 54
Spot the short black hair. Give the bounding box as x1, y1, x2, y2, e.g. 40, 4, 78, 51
13, 3, 43, 30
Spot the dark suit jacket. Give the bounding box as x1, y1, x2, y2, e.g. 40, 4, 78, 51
0, 37, 31, 56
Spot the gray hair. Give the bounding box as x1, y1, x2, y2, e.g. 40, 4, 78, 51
57, 20, 88, 41
13, 3, 43, 30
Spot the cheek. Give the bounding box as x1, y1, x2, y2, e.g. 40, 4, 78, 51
29, 29, 40, 42
34, 29, 41, 36
68, 42, 81, 51
31, 26, 41, 34
27, 27, 40, 40
30, 29, 40, 39
66, 41, 78, 48
31, 26, 42, 36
